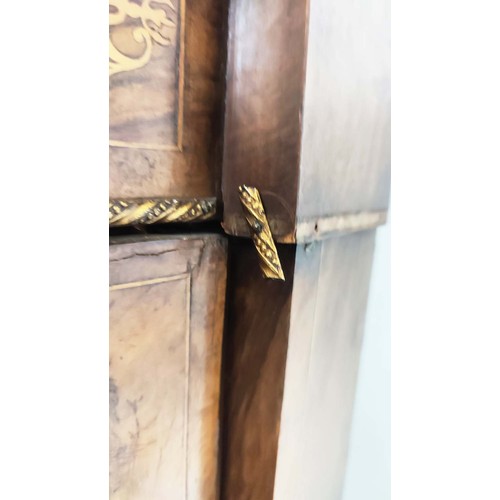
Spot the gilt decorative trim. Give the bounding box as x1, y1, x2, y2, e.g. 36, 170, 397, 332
238, 185, 285, 281
109, 0, 177, 76
109, 198, 217, 226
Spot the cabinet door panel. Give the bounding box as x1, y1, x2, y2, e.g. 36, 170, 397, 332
110, 234, 227, 500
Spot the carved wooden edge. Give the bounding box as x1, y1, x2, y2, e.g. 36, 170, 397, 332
295, 210, 388, 242
222, 210, 388, 244
109, 197, 217, 226
238, 185, 285, 281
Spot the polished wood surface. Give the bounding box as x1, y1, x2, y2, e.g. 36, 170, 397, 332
222, 0, 307, 242
296, 0, 390, 231
273, 231, 376, 500
221, 231, 376, 500
222, 0, 390, 242
110, 0, 228, 200
109, 234, 227, 499
221, 240, 297, 499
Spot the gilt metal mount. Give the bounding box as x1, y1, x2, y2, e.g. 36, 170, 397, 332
109, 198, 216, 226
238, 185, 285, 281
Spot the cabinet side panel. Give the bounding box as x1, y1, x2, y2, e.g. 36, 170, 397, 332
297, 0, 390, 225
274, 231, 377, 500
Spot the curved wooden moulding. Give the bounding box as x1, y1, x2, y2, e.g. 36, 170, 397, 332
109, 197, 217, 226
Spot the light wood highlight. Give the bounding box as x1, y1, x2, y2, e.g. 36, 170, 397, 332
273, 231, 376, 499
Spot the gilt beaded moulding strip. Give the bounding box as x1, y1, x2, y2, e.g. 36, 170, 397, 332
109, 198, 217, 226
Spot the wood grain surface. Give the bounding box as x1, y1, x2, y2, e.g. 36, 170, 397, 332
221, 239, 297, 500
109, 234, 227, 499
222, 0, 390, 242
297, 0, 391, 228
221, 230, 376, 500
274, 230, 376, 500
110, 0, 228, 200
222, 0, 308, 242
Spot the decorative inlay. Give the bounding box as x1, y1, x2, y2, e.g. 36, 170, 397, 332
239, 185, 285, 281
109, 0, 177, 76
109, 0, 184, 150
109, 198, 217, 226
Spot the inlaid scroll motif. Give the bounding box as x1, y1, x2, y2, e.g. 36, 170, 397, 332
109, 0, 177, 76
239, 185, 285, 281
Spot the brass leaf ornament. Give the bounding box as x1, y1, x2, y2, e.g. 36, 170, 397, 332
238, 185, 285, 281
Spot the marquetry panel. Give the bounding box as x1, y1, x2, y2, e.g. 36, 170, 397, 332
110, 0, 184, 150
109, 0, 228, 200
110, 234, 227, 499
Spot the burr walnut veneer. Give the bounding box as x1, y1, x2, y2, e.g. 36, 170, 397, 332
109, 235, 227, 499
109, 0, 228, 201
109, 0, 390, 498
